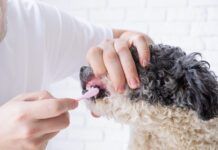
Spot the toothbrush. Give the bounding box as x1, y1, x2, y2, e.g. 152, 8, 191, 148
77, 87, 99, 100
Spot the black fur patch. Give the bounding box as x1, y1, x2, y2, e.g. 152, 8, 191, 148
129, 44, 218, 121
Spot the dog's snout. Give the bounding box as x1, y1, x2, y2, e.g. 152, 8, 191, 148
80, 66, 94, 89
80, 66, 90, 77
80, 66, 88, 74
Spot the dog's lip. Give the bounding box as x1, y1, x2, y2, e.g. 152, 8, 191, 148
82, 77, 109, 100
86, 77, 106, 90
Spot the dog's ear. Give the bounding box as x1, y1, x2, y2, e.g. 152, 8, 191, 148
172, 53, 218, 120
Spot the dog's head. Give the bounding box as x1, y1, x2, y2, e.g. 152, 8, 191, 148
80, 44, 218, 123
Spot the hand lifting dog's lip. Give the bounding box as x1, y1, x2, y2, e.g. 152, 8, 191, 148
80, 44, 218, 121
79, 44, 218, 149
80, 66, 110, 100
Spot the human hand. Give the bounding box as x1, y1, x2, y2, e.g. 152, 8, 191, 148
87, 30, 153, 93
0, 91, 78, 150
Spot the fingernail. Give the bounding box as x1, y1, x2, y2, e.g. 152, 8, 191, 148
142, 60, 148, 67
91, 112, 101, 118
116, 85, 125, 94
129, 78, 140, 89
70, 101, 79, 109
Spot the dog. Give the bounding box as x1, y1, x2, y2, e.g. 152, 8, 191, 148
80, 44, 218, 150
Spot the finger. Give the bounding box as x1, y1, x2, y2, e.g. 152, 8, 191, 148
86, 46, 107, 77
114, 39, 140, 89
28, 132, 59, 148
26, 98, 78, 119
42, 132, 59, 141
103, 40, 126, 93
35, 113, 70, 135
131, 35, 150, 67
13, 91, 54, 101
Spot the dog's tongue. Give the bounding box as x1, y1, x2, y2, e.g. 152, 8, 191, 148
78, 87, 99, 100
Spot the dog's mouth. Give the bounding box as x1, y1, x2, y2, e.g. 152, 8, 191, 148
84, 77, 109, 100
80, 66, 109, 100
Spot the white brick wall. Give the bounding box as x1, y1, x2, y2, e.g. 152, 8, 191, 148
36, 0, 218, 149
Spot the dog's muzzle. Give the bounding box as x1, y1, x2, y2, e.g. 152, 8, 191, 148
79, 66, 109, 100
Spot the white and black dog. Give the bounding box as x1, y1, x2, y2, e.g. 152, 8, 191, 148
80, 44, 218, 150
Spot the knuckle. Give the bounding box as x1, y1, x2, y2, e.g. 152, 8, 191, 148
40, 90, 52, 98
100, 39, 114, 48
50, 101, 63, 115
86, 47, 102, 60
26, 140, 40, 149
116, 46, 128, 54
16, 112, 27, 122
95, 69, 107, 77
102, 38, 113, 44
89, 47, 102, 54
21, 126, 38, 139
135, 34, 146, 41
14, 105, 28, 121
104, 50, 118, 60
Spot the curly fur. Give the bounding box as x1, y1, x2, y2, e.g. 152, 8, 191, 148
80, 44, 218, 150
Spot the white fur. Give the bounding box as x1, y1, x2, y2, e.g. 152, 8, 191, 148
86, 77, 218, 150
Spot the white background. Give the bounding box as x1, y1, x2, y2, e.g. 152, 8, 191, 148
36, 0, 218, 149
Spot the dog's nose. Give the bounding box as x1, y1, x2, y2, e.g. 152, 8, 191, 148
79, 66, 94, 89
80, 66, 89, 82
80, 66, 93, 79
80, 66, 88, 73
80, 66, 93, 76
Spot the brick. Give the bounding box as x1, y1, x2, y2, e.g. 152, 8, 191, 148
104, 128, 130, 142
70, 10, 89, 20
40, 0, 76, 14
65, 101, 88, 115
69, 0, 106, 9
102, 22, 125, 29
122, 22, 148, 33
200, 52, 218, 74
190, 0, 218, 6
167, 8, 206, 21
108, 0, 146, 8
48, 78, 81, 97
85, 142, 124, 150
126, 9, 166, 22
208, 8, 218, 20
191, 22, 218, 36
148, 0, 187, 7
160, 36, 205, 52
68, 129, 103, 141
86, 116, 122, 129
90, 9, 125, 22
148, 23, 190, 36
123, 143, 129, 150
69, 114, 86, 127
47, 140, 84, 150
203, 37, 218, 50
51, 129, 68, 140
